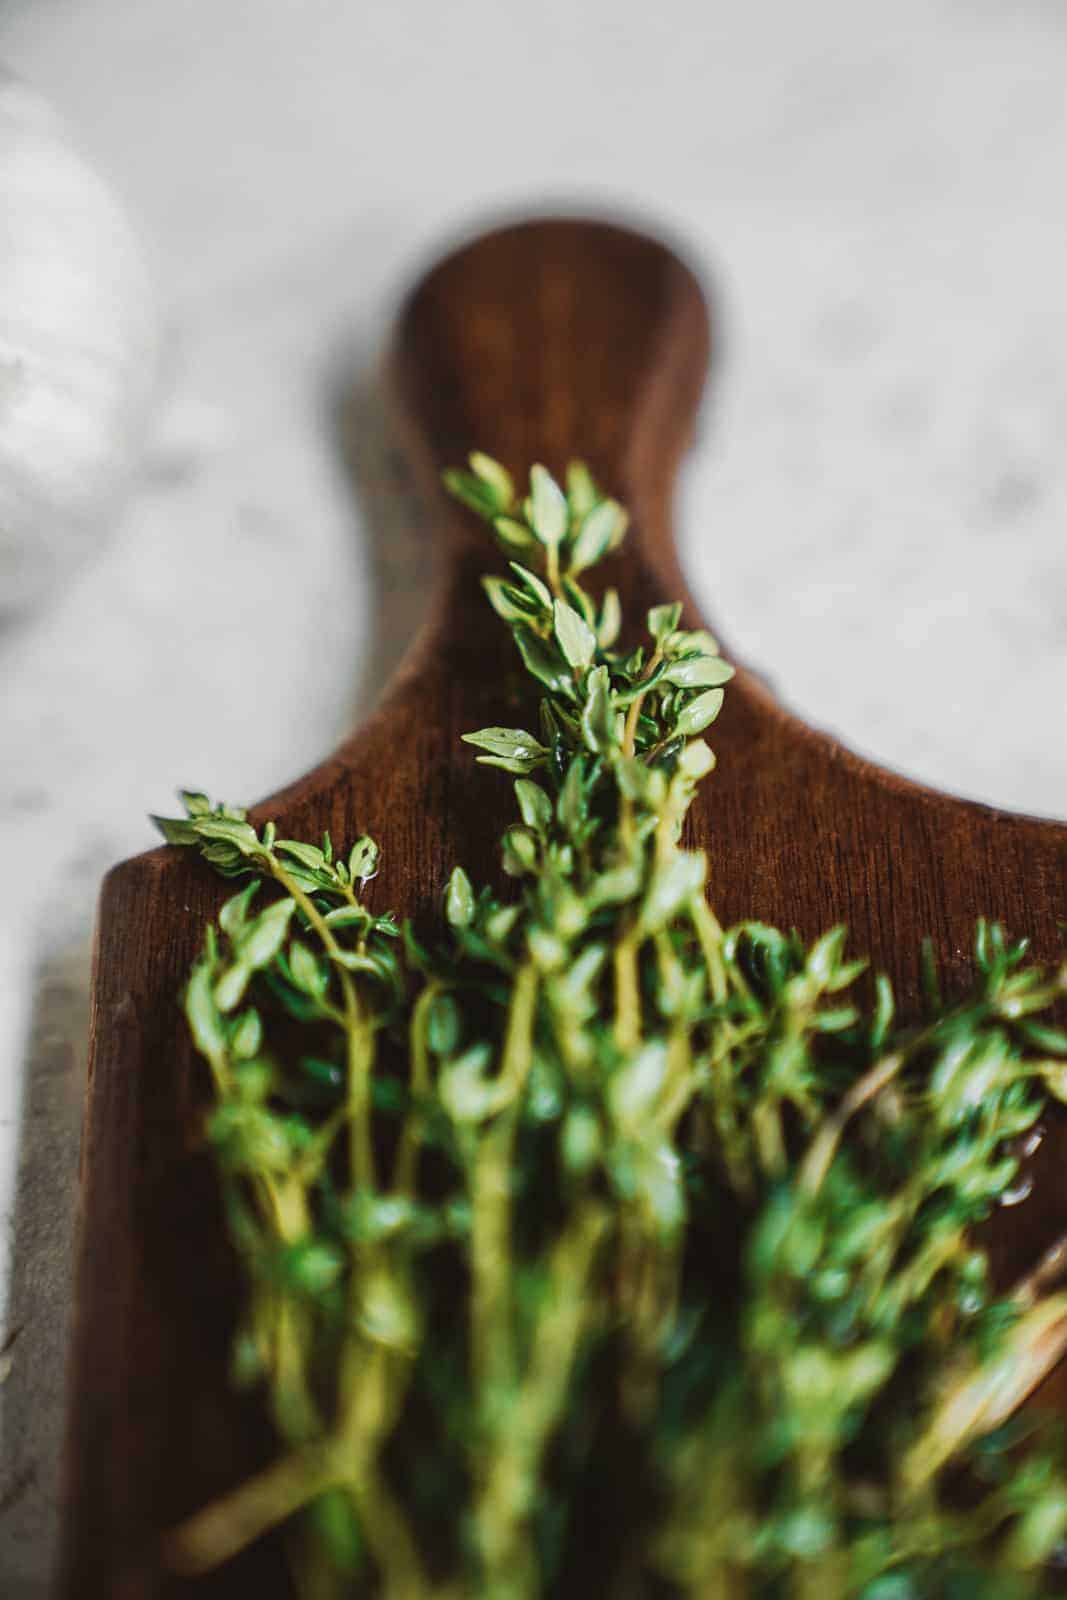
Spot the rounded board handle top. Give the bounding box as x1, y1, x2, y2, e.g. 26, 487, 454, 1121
388, 215, 712, 550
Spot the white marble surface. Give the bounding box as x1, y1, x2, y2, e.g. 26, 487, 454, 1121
0, 0, 1065, 1590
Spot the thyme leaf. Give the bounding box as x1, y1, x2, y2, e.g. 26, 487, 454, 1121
155, 456, 1067, 1599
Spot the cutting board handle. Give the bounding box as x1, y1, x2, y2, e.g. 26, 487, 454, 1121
388, 216, 712, 580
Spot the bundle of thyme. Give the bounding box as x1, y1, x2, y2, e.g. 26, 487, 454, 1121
156, 454, 1067, 1599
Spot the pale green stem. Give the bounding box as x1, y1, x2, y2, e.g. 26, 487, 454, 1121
613, 926, 643, 1052
335, 1343, 429, 1593
545, 540, 562, 598
471, 963, 539, 1398
394, 983, 438, 1196
474, 1203, 607, 1598
261, 1174, 321, 1442
688, 894, 727, 1007
164, 1441, 339, 1576
269, 856, 417, 1591
655, 1024, 701, 1134
348, 1453, 431, 1599
798, 1050, 906, 1197
751, 1100, 786, 1180
621, 646, 663, 762
267, 851, 377, 1192
611, 650, 668, 1054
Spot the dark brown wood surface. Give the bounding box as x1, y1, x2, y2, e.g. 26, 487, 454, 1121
61, 217, 1067, 1596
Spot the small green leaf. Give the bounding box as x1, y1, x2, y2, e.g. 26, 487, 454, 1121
230, 1008, 263, 1060
482, 575, 538, 623
230, 1327, 266, 1390
588, 864, 642, 908
616, 758, 654, 803
485, 905, 521, 943
276, 840, 327, 871
633, 1143, 685, 1233
322, 906, 371, 932
870, 972, 896, 1050
492, 516, 536, 554
349, 835, 380, 884
427, 994, 461, 1055
562, 1106, 602, 1176
442, 467, 497, 520
477, 758, 543, 776
648, 602, 683, 643
214, 962, 252, 1014
553, 599, 597, 674
661, 656, 735, 689
180, 790, 212, 817
193, 816, 263, 854
209, 1103, 295, 1174
185, 960, 228, 1067
462, 727, 547, 773
580, 664, 615, 754
469, 451, 514, 508
445, 866, 475, 928
563, 943, 608, 994
829, 957, 868, 994
239, 899, 297, 972
569, 499, 626, 573
528, 464, 568, 547
597, 588, 622, 649
528, 926, 567, 971
1019, 1020, 1067, 1055
674, 688, 725, 737
330, 948, 395, 982
638, 851, 706, 935
151, 813, 199, 846
811, 1005, 860, 1033
557, 758, 587, 838
677, 740, 716, 781
669, 627, 721, 658
219, 881, 260, 938
343, 1192, 420, 1243
283, 1238, 346, 1297
439, 1045, 497, 1122
502, 826, 539, 877
360, 1269, 418, 1351
290, 941, 328, 997
610, 1041, 668, 1127
565, 460, 599, 519
514, 779, 553, 833
806, 926, 849, 989
512, 628, 576, 699
200, 840, 243, 873
561, 575, 597, 628
233, 1057, 273, 1101
299, 1055, 345, 1097
508, 561, 553, 611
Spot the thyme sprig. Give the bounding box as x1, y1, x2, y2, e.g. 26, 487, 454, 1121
155, 455, 1067, 1598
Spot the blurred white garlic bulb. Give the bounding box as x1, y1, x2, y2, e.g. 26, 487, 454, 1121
0, 66, 157, 617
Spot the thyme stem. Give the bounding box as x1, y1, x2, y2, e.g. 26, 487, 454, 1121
156, 454, 1067, 1597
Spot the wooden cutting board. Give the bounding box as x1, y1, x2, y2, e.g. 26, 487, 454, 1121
60, 217, 1067, 1597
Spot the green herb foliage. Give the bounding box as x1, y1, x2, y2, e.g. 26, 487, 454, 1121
156, 456, 1067, 1599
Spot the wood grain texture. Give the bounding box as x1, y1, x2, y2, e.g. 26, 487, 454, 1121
60, 217, 1067, 1596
